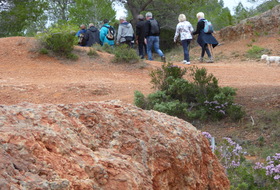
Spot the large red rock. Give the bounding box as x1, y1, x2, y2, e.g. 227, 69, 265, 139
0, 101, 230, 189
219, 5, 280, 41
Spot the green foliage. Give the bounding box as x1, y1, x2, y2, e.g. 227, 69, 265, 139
134, 91, 147, 109
113, 44, 140, 63
87, 48, 99, 57
68, 0, 115, 26
228, 164, 257, 190
203, 134, 280, 190
153, 100, 188, 117
190, 66, 220, 103
150, 62, 187, 91
134, 63, 245, 121
37, 24, 77, 59
66, 52, 79, 60
44, 33, 75, 55
39, 48, 49, 55
0, 0, 48, 37
233, 0, 280, 24
102, 43, 114, 54
246, 45, 270, 59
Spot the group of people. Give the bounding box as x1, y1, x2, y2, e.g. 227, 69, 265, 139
75, 19, 113, 47
174, 12, 218, 64
76, 11, 218, 64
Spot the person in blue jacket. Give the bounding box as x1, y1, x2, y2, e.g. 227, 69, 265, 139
192, 12, 218, 63
99, 19, 115, 46
75, 24, 86, 37
75, 24, 87, 46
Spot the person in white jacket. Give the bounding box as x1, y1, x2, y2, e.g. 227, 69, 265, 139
174, 14, 194, 64
116, 16, 134, 47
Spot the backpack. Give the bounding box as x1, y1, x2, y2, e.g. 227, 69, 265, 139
203, 20, 214, 34
78, 33, 86, 46
149, 19, 159, 35
104, 26, 115, 40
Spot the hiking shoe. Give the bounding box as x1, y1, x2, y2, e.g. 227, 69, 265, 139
199, 57, 203, 63
206, 57, 214, 63
206, 60, 214, 63
182, 60, 187, 64
186, 62, 191, 65
161, 56, 166, 63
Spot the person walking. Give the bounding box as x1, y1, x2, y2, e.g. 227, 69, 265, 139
144, 12, 166, 62
136, 14, 147, 59
99, 19, 115, 46
174, 14, 194, 65
116, 16, 134, 47
192, 12, 218, 63
84, 23, 100, 47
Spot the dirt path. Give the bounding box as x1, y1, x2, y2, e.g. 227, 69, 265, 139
0, 37, 280, 112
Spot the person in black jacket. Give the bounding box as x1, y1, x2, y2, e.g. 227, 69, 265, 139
192, 12, 218, 63
84, 23, 100, 47
144, 12, 165, 62
136, 14, 147, 59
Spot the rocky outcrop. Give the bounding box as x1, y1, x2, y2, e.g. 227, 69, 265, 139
219, 5, 280, 41
0, 101, 230, 190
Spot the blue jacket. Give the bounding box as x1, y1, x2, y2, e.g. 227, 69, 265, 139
75, 29, 86, 37
100, 23, 115, 46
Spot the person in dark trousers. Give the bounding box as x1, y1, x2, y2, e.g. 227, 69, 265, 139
174, 14, 194, 65
136, 14, 147, 59
116, 16, 134, 47
84, 23, 100, 47
144, 12, 166, 62
192, 12, 218, 63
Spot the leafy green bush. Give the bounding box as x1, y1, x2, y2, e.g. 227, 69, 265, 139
134, 63, 245, 121
37, 24, 77, 59
203, 133, 280, 190
113, 44, 140, 63
150, 62, 187, 91
92, 44, 104, 52
66, 52, 79, 60
134, 91, 147, 109
153, 100, 188, 117
246, 45, 270, 59
102, 43, 114, 54
87, 48, 99, 57
39, 48, 48, 54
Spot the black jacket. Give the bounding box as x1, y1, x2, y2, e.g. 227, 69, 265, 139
144, 18, 160, 37
136, 20, 146, 43
84, 26, 100, 47
192, 19, 218, 48
192, 19, 205, 35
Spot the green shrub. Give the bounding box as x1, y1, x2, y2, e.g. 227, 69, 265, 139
87, 48, 99, 57
91, 44, 103, 51
190, 66, 220, 103
227, 104, 246, 121
134, 91, 147, 109
150, 62, 187, 91
37, 24, 76, 58
39, 48, 48, 54
66, 53, 79, 61
153, 100, 188, 117
134, 63, 245, 121
246, 45, 270, 59
113, 44, 140, 63
102, 43, 114, 54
